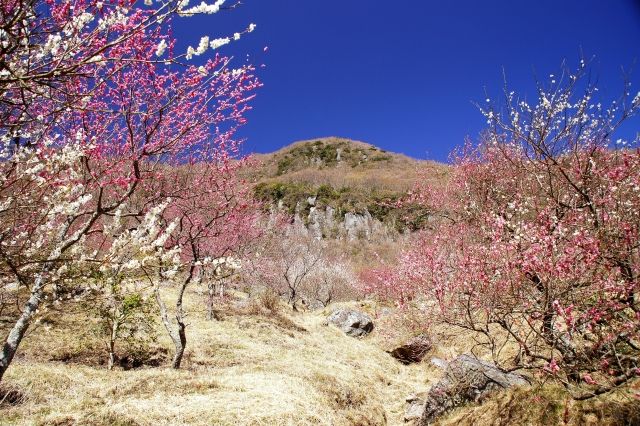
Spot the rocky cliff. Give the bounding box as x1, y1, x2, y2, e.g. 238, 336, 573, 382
248, 137, 448, 241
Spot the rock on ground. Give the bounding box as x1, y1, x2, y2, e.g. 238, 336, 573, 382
420, 354, 528, 425
429, 357, 448, 370
326, 308, 374, 337
389, 334, 432, 364
404, 392, 428, 423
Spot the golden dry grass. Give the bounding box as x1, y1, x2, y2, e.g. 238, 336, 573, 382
437, 382, 640, 426
2, 292, 638, 425
0, 293, 434, 426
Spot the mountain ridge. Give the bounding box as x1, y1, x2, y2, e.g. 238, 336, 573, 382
246, 136, 446, 192
244, 137, 448, 238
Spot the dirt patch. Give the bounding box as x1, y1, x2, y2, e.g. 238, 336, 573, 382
0, 383, 27, 407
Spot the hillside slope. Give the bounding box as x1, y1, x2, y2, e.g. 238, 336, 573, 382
248, 137, 440, 192
2, 293, 636, 426
245, 137, 448, 238
1, 294, 435, 425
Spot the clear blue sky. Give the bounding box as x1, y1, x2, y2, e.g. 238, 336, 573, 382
174, 0, 640, 162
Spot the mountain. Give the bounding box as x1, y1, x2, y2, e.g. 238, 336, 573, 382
245, 137, 449, 239
249, 137, 426, 190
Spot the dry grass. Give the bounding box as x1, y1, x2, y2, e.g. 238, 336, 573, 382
3, 290, 638, 425
0, 293, 433, 426
438, 382, 640, 426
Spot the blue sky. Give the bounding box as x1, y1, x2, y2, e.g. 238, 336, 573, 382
174, 0, 640, 162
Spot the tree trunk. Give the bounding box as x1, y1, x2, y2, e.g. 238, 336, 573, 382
524, 272, 577, 362
154, 265, 193, 370
171, 322, 186, 369
171, 272, 189, 369
155, 286, 187, 369
288, 285, 297, 311
207, 281, 215, 321
108, 348, 116, 371
0, 273, 45, 382
107, 321, 118, 371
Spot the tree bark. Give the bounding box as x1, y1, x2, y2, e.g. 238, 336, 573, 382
108, 347, 116, 371
107, 320, 119, 371
171, 321, 186, 369
0, 272, 45, 382
154, 265, 194, 370
206, 281, 215, 321
155, 285, 186, 369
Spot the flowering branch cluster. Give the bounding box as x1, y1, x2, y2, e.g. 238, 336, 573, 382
364, 62, 640, 399
0, 0, 260, 378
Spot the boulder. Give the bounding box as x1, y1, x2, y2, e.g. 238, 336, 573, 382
430, 357, 448, 370
404, 392, 428, 423
420, 354, 528, 425
326, 308, 374, 337
389, 334, 432, 364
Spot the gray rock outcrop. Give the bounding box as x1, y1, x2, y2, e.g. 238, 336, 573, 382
420, 354, 528, 425
326, 308, 374, 337
404, 392, 428, 423
344, 211, 379, 240
307, 206, 337, 239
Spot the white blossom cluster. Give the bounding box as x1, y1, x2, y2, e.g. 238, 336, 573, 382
63, 12, 94, 36
184, 23, 255, 60
155, 39, 168, 57
0, 133, 179, 297
97, 6, 130, 31
480, 63, 639, 157
1, 4, 132, 83
98, 201, 181, 280
177, 0, 226, 16
0, 138, 95, 274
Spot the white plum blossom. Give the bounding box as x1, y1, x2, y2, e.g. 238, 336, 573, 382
97, 7, 130, 31
43, 34, 63, 57
156, 39, 168, 57
63, 12, 94, 36
209, 37, 230, 50
185, 36, 211, 59
185, 46, 196, 60
178, 0, 226, 16
99, 200, 181, 277
196, 36, 210, 54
